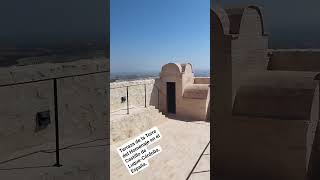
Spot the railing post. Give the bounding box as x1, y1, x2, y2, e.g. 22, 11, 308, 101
144, 84, 147, 108
158, 87, 160, 109
53, 78, 62, 167
127, 86, 129, 114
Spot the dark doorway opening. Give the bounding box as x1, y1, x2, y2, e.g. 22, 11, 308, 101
167, 82, 176, 114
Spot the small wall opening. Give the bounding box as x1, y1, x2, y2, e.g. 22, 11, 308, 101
35, 110, 51, 132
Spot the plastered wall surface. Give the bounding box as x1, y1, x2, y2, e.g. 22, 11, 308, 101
110, 64, 210, 122
268, 49, 320, 72
194, 77, 210, 84
0, 80, 55, 160
58, 72, 108, 141
0, 58, 108, 180
231, 7, 269, 102
110, 79, 159, 112
211, 5, 320, 179
159, 63, 210, 121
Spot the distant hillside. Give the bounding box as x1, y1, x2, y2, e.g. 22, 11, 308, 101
110, 69, 209, 82
110, 72, 159, 82
0, 46, 106, 67
194, 69, 210, 77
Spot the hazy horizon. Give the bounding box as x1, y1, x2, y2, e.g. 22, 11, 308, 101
110, 68, 209, 82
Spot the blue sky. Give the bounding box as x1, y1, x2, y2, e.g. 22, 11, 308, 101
111, 0, 210, 73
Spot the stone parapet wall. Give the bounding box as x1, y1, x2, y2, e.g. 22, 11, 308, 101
211, 5, 320, 179
110, 79, 155, 88
0, 58, 107, 85
0, 59, 108, 160
110, 106, 166, 143
268, 49, 320, 72
0, 80, 55, 158
110, 79, 159, 112
159, 63, 210, 121
194, 77, 210, 84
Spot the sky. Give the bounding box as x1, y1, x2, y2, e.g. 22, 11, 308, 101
1, 0, 320, 71
0, 0, 108, 48
111, 0, 210, 73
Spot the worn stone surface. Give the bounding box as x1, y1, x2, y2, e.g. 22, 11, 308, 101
110, 106, 167, 143
194, 77, 210, 84
110, 114, 210, 180
0, 137, 107, 180
0, 59, 108, 179
111, 64, 211, 122
0, 58, 108, 86
214, 115, 318, 180
110, 79, 158, 112
0, 81, 55, 160
268, 49, 320, 72
159, 63, 210, 121
232, 72, 319, 120
211, 5, 320, 180
189, 143, 210, 180
58, 72, 108, 141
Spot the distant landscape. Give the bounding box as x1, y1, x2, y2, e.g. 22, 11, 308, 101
110, 69, 209, 82
0, 42, 107, 67
0, 45, 208, 83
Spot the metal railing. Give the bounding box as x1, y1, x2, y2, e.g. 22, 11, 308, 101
110, 82, 162, 115
0, 70, 108, 168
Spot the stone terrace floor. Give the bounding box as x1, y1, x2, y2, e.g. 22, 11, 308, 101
188, 142, 210, 180
0, 137, 107, 179
110, 107, 210, 180
0, 106, 210, 180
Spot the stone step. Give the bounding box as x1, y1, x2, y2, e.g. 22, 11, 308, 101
111, 105, 168, 143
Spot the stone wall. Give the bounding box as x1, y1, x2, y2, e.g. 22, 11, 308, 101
268, 49, 320, 72
211, 5, 320, 179
194, 77, 210, 84
177, 94, 210, 121
226, 72, 320, 180
111, 65, 211, 122
58, 72, 108, 141
158, 63, 210, 121
110, 106, 166, 143
231, 7, 269, 102
0, 58, 108, 163
0, 80, 55, 159
110, 79, 159, 112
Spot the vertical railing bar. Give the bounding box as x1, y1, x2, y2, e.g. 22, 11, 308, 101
158, 87, 160, 109
53, 78, 62, 167
144, 84, 147, 108
127, 86, 129, 114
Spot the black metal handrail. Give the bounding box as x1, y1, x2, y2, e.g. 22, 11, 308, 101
111, 82, 164, 115
0, 70, 108, 168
